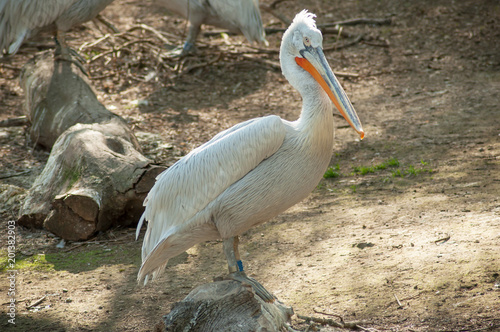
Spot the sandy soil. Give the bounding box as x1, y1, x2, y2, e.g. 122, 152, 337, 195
1, 0, 499, 331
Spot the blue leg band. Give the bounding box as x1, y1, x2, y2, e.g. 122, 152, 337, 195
237, 260, 244, 272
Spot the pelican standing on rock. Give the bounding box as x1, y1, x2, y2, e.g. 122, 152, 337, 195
154, 0, 267, 54
0, 0, 114, 58
137, 10, 364, 300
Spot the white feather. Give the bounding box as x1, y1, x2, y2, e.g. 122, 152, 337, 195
137, 115, 286, 282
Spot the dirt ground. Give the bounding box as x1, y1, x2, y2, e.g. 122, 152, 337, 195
1, 0, 499, 331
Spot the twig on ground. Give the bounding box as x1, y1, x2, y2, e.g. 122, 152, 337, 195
176, 53, 223, 76
322, 27, 355, 39
265, 26, 354, 38
88, 39, 156, 63
2, 298, 27, 305
237, 44, 279, 54
313, 308, 345, 321
334, 71, 360, 78
0, 116, 28, 127
260, 3, 291, 26
81, 23, 179, 53
394, 293, 403, 308
268, 0, 289, 8
319, 17, 392, 27
283, 322, 301, 332
240, 54, 280, 69
62, 233, 133, 252
0, 170, 31, 180
62, 242, 86, 252
131, 23, 175, 45
435, 234, 451, 244
362, 39, 390, 48
95, 14, 120, 33
324, 34, 365, 51
79, 34, 114, 51
0, 63, 21, 71
26, 296, 46, 309
469, 324, 500, 332
297, 314, 370, 330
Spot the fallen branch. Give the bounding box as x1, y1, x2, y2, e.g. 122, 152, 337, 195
319, 17, 392, 27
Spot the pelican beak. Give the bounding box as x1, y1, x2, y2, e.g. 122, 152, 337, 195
296, 47, 364, 139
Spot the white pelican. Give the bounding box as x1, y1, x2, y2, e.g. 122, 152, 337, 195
137, 10, 364, 300
0, 0, 114, 57
154, 0, 267, 54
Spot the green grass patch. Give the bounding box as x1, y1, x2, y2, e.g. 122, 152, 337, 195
322, 158, 433, 185
392, 160, 433, 178
0, 251, 54, 273
0, 245, 140, 274
352, 157, 400, 175
323, 163, 341, 178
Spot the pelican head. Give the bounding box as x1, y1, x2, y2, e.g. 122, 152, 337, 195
280, 10, 364, 139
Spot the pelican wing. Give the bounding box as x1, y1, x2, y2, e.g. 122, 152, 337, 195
205, 0, 267, 44
137, 115, 286, 283
0, 0, 77, 54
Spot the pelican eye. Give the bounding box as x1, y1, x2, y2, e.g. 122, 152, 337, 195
303, 36, 311, 46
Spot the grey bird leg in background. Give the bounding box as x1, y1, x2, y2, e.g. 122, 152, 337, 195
54, 30, 88, 75
181, 20, 200, 55
223, 236, 276, 302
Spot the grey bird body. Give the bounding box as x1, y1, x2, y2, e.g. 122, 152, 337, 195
0, 0, 114, 55
154, 0, 267, 51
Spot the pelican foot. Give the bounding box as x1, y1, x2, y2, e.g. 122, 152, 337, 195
226, 271, 276, 303
163, 42, 197, 58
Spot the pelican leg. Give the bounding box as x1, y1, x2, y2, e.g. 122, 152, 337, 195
178, 21, 199, 56
223, 236, 276, 303
54, 30, 88, 76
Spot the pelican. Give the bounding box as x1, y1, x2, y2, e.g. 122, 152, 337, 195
137, 10, 364, 300
0, 0, 114, 58
154, 0, 267, 54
